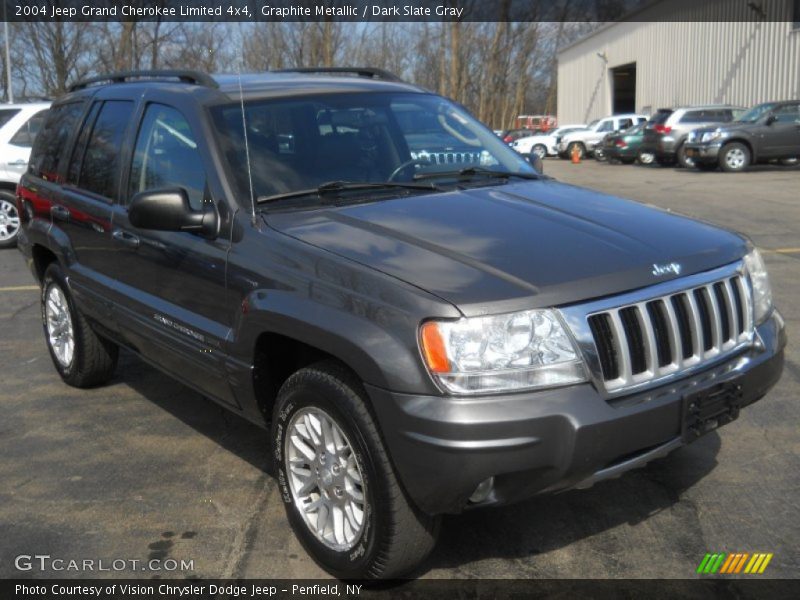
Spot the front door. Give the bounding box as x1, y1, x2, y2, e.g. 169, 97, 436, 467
109, 99, 236, 406
762, 102, 800, 157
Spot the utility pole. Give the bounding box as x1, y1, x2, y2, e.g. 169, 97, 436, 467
2, 1, 11, 103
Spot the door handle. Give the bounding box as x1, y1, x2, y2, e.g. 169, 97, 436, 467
8, 159, 27, 166
50, 205, 69, 220
112, 229, 140, 249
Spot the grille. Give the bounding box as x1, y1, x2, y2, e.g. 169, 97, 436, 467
582, 272, 753, 393
411, 150, 482, 166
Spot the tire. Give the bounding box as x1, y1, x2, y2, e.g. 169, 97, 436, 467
42, 263, 118, 387
273, 361, 439, 579
636, 149, 654, 165
719, 142, 751, 172
567, 142, 585, 160
676, 143, 695, 168
594, 147, 606, 161
0, 190, 21, 249
531, 144, 547, 160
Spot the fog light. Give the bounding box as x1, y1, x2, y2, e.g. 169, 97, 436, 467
468, 477, 495, 504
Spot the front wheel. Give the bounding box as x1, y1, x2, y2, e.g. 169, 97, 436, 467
719, 142, 751, 172
273, 361, 439, 579
42, 263, 118, 387
531, 144, 547, 160
636, 149, 655, 165
0, 191, 21, 249
676, 143, 696, 168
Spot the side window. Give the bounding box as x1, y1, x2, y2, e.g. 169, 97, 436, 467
618, 118, 633, 130
78, 100, 133, 199
679, 110, 704, 124
773, 103, 800, 124
0, 108, 21, 128
597, 120, 614, 132
29, 102, 85, 181
128, 104, 206, 210
10, 110, 48, 148
66, 102, 101, 185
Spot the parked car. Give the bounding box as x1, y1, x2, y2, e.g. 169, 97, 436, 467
501, 127, 536, 144
17, 69, 785, 579
684, 101, 800, 172
557, 114, 647, 159
511, 124, 586, 158
0, 102, 50, 248
643, 105, 745, 168
601, 122, 655, 164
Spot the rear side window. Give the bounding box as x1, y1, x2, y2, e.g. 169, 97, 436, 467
29, 102, 85, 181
128, 104, 206, 210
78, 100, 133, 199
0, 108, 21, 128
649, 110, 673, 125
679, 110, 706, 124
10, 110, 47, 147
617, 118, 633, 130
773, 103, 800, 123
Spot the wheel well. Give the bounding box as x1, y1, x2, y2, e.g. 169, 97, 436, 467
31, 245, 57, 283
253, 333, 354, 423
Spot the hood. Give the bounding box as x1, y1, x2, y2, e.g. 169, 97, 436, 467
692, 122, 754, 137
266, 180, 747, 316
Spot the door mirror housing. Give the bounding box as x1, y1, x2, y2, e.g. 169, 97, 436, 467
129, 188, 217, 238
765, 114, 778, 126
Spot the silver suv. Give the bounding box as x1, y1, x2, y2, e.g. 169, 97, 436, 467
643, 105, 745, 168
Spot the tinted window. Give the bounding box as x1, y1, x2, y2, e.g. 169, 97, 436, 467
79, 101, 132, 199
0, 108, 21, 128
679, 110, 706, 124
29, 102, 85, 180
794, 0, 800, 28
596, 120, 614, 132
129, 104, 206, 210
9, 110, 47, 147
617, 118, 633, 130
66, 103, 101, 185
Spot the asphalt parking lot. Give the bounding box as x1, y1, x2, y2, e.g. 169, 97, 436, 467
1, 159, 798, 581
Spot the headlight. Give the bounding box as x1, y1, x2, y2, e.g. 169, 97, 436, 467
743, 248, 773, 324
701, 130, 727, 143
419, 309, 586, 394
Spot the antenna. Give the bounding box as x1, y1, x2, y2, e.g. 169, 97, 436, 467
236, 46, 257, 228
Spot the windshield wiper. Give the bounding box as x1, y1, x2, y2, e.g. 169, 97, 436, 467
257, 180, 440, 205
413, 166, 539, 182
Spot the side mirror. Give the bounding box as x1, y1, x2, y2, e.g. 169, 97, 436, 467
129, 188, 217, 238
526, 153, 544, 174
765, 114, 778, 126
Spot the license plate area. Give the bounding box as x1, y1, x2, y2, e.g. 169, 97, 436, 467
682, 382, 743, 443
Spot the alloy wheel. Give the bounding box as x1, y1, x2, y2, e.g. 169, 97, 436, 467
725, 147, 746, 170
45, 285, 75, 368
0, 199, 20, 242
285, 407, 367, 551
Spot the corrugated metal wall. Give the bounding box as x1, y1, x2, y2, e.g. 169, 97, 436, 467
557, 0, 800, 123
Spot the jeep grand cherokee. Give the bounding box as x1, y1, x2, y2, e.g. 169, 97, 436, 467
15, 69, 785, 579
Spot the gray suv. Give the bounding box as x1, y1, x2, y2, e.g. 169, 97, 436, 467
16, 69, 785, 579
644, 105, 745, 167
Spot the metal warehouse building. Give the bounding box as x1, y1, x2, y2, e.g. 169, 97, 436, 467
557, 0, 800, 123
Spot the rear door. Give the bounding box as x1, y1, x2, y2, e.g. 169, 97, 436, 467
57, 98, 133, 324
109, 94, 237, 406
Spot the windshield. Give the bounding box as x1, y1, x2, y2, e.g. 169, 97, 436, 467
736, 103, 776, 124
210, 92, 535, 202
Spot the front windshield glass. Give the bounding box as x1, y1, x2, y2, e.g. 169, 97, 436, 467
210, 92, 535, 201
736, 103, 776, 123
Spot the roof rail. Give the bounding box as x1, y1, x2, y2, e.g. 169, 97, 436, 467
68, 70, 218, 93
272, 67, 403, 82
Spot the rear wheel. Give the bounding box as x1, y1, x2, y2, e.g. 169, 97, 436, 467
42, 263, 118, 387
273, 361, 439, 579
636, 149, 655, 165
0, 191, 20, 249
719, 142, 750, 172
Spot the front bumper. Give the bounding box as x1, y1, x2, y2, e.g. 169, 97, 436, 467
367, 311, 785, 515
683, 142, 722, 164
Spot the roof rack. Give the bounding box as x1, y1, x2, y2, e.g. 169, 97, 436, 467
272, 67, 403, 82
68, 70, 218, 93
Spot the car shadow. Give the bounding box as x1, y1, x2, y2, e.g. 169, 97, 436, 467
425, 432, 720, 572
116, 350, 275, 477
114, 349, 721, 576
